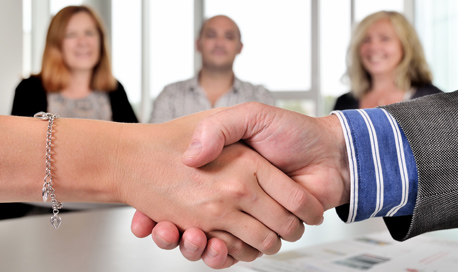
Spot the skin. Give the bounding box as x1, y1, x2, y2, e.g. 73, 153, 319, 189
0, 109, 325, 267
61, 11, 100, 99
132, 102, 350, 268
359, 19, 405, 108
197, 15, 242, 72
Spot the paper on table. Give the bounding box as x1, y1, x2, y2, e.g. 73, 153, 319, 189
241, 231, 458, 272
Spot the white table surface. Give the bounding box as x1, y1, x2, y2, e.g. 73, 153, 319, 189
0, 206, 454, 272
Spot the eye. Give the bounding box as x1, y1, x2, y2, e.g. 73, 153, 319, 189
204, 30, 216, 38
225, 33, 235, 40
65, 32, 76, 39
85, 29, 97, 37
380, 35, 391, 42
361, 36, 371, 44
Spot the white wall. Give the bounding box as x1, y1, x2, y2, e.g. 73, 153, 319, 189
0, 0, 22, 115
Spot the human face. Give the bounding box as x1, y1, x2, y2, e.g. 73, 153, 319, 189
62, 12, 101, 73
197, 16, 243, 71
359, 19, 403, 78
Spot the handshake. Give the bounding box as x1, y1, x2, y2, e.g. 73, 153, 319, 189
9, 92, 452, 269
126, 90, 458, 269
129, 102, 350, 269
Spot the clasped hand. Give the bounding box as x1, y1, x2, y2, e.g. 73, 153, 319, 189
129, 102, 350, 269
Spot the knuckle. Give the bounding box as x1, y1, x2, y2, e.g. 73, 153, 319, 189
227, 238, 244, 256
280, 214, 304, 242
260, 231, 280, 255
227, 239, 258, 262
226, 181, 253, 201
288, 187, 308, 215
203, 202, 229, 223
288, 187, 324, 225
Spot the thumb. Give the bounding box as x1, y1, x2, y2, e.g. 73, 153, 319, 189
182, 102, 271, 167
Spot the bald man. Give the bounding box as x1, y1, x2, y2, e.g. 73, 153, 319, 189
150, 15, 274, 123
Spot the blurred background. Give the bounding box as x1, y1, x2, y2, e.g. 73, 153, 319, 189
1, 0, 456, 121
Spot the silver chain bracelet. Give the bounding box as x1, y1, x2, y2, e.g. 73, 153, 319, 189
34, 112, 63, 229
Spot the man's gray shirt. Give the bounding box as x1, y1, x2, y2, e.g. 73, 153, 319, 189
150, 76, 275, 123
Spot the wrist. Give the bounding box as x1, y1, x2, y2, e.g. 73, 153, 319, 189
112, 118, 200, 208
325, 114, 351, 204
113, 110, 223, 209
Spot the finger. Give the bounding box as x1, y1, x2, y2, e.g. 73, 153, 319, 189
179, 229, 260, 268
202, 238, 237, 269
256, 161, 325, 226
207, 230, 261, 263
237, 164, 306, 242
179, 228, 207, 261
182, 102, 273, 168
223, 209, 282, 255
197, 144, 289, 254
131, 210, 156, 238
152, 221, 181, 250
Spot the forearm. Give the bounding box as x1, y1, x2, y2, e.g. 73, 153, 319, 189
0, 115, 122, 203
0, 108, 223, 204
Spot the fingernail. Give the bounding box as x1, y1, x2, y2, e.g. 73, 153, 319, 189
183, 238, 198, 252
183, 141, 202, 159
207, 245, 219, 258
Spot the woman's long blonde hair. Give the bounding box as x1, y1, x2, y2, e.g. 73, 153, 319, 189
346, 11, 432, 98
38, 5, 116, 92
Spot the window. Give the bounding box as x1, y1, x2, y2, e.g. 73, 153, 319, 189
149, 1, 194, 98
320, 0, 351, 114
112, 0, 141, 113
205, 0, 311, 92
415, 0, 458, 92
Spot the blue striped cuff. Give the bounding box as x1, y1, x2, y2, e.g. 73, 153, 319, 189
331, 108, 418, 223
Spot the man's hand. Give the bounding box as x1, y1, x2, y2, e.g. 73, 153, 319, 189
182, 102, 350, 211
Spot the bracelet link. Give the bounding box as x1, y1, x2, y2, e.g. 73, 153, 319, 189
34, 112, 63, 229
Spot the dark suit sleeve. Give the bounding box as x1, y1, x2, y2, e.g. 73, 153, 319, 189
109, 81, 139, 123
380, 91, 458, 241
11, 77, 48, 117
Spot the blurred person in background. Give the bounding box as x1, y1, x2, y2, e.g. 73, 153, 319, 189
149, 15, 274, 123
6, 5, 138, 220
333, 11, 441, 111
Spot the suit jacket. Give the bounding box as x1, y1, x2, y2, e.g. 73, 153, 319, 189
380, 91, 458, 240
333, 84, 443, 111
11, 76, 138, 123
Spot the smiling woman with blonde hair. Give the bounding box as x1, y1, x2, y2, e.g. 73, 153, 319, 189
333, 11, 441, 110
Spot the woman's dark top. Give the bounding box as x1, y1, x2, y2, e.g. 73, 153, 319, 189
11, 76, 138, 123
333, 84, 443, 111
